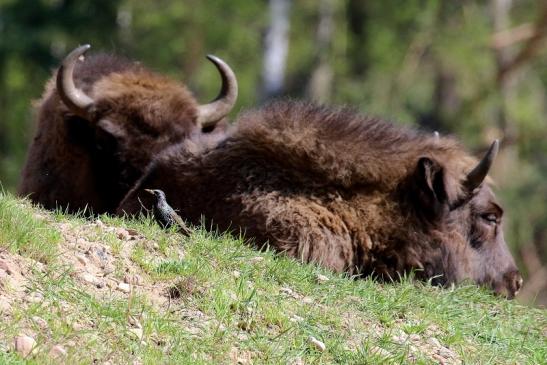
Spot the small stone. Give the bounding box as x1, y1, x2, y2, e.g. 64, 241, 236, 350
76, 254, 88, 265
409, 334, 421, 342
117, 282, 131, 293
129, 327, 143, 340
308, 336, 326, 352
316, 274, 330, 283
290, 315, 304, 322
33, 261, 45, 273
232, 270, 241, 279
432, 353, 447, 364
302, 297, 314, 304
428, 337, 441, 348
280, 287, 293, 295
49, 345, 67, 359
76, 238, 88, 248
249, 256, 264, 264
14, 335, 36, 357
32, 316, 48, 330
0, 299, 12, 313
437, 346, 455, 358
27, 292, 44, 303
128, 316, 142, 328
0, 259, 14, 275
81, 273, 98, 285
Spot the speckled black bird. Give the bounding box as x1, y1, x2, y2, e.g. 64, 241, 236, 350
145, 189, 191, 235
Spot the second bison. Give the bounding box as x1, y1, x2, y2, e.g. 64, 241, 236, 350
18, 45, 237, 213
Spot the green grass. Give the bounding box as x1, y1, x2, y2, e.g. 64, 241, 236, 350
0, 192, 545, 364
0, 191, 60, 263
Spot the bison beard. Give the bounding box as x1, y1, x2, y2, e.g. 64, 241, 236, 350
18, 45, 237, 214
118, 100, 522, 298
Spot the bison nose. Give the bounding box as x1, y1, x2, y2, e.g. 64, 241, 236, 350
502, 270, 523, 299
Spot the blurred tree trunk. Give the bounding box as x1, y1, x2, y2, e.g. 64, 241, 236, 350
260, 0, 291, 101
307, 0, 334, 103
492, 0, 516, 144
346, 0, 368, 76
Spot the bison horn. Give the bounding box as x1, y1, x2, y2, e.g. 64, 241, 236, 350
433, 131, 440, 141
56, 44, 95, 118
196, 55, 238, 128
463, 140, 499, 193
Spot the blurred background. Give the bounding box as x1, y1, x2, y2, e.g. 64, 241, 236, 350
0, 0, 545, 306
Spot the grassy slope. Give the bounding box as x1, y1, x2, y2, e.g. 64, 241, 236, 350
0, 192, 545, 364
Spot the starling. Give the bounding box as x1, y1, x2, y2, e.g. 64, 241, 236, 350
145, 189, 191, 235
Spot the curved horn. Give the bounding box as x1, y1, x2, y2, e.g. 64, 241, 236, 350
196, 55, 238, 128
463, 140, 499, 192
56, 44, 94, 118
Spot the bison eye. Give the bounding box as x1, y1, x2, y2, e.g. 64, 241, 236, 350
481, 213, 498, 224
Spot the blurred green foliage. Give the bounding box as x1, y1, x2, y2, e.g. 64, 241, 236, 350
0, 0, 545, 298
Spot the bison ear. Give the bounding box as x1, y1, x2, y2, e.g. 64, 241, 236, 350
414, 157, 449, 219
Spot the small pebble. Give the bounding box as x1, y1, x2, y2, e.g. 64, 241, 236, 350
128, 316, 142, 328
76, 254, 88, 265
232, 270, 241, 279
280, 287, 293, 295
129, 327, 143, 340
32, 316, 48, 330
316, 274, 329, 283
249, 257, 264, 264
81, 273, 98, 285
428, 337, 441, 348
49, 345, 67, 359
0, 259, 14, 275
117, 282, 131, 293
14, 335, 36, 357
409, 334, 421, 342
308, 336, 326, 352
76, 238, 88, 248
0, 299, 12, 313
290, 315, 304, 322
438, 346, 455, 358
27, 292, 44, 303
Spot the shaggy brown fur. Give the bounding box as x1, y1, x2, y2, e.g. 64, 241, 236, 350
18, 53, 222, 213
118, 100, 522, 298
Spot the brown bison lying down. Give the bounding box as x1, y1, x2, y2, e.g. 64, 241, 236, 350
18, 45, 237, 214
118, 101, 522, 298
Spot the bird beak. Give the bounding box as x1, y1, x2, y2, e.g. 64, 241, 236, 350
144, 189, 154, 195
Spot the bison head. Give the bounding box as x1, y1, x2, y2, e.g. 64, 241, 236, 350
406, 140, 522, 298
56, 45, 237, 176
